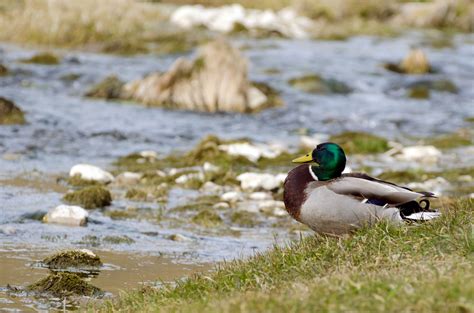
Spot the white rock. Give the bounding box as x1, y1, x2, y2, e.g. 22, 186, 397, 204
258, 200, 285, 210
396, 146, 441, 163
139, 150, 158, 159
78, 249, 97, 257
237, 172, 287, 191
69, 164, 114, 183
213, 202, 230, 209
43, 205, 89, 226
299, 133, 329, 150
236, 200, 260, 213
115, 172, 142, 185
219, 142, 284, 163
221, 191, 243, 202
203, 162, 220, 172
407, 177, 450, 195
175, 172, 204, 184
0, 225, 17, 235
169, 233, 192, 242
201, 181, 223, 193
170, 4, 314, 38
249, 192, 273, 201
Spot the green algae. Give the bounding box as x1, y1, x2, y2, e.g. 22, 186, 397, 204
42, 249, 102, 270
103, 235, 135, 245
0, 97, 26, 125
329, 132, 389, 154
67, 174, 101, 187
63, 186, 112, 209
60, 73, 82, 82
85, 75, 124, 99
20, 52, 60, 65
125, 188, 148, 201
407, 86, 430, 99
288, 74, 352, 94
192, 210, 223, 227
172, 195, 221, 212
230, 211, 258, 227
27, 272, 102, 297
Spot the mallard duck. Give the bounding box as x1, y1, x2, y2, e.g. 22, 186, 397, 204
283, 142, 440, 235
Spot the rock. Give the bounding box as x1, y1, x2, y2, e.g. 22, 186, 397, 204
407, 177, 450, 195
203, 162, 219, 172
221, 191, 243, 202
20, 52, 60, 65
258, 200, 285, 211
63, 186, 112, 209
299, 134, 329, 150
192, 210, 222, 227
27, 272, 102, 297
249, 192, 273, 201
114, 172, 142, 185
175, 172, 204, 184
218, 142, 283, 162
0, 97, 26, 125
289, 74, 352, 94
42, 249, 102, 270
384, 49, 432, 74
213, 202, 230, 209
122, 40, 281, 113
170, 4, 314, 38
69, 164, 114, 184
201, 181, 223, 193
406, 79, 458, 96
396, 145, 441, 163
169, 233, 192, 242
43, 205, 89, 226
236, 200, 260, 213
85, 75, 125, 99
0, 63, 8, 76
139, 150, 158, 159
237, 172, 287, 191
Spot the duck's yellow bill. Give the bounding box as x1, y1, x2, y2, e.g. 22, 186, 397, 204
292, 152, 313, 163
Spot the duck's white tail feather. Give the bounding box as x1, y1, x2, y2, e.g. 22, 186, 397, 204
404, 211, 441, 221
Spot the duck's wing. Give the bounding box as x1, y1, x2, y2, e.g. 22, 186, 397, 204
326, 173, 435, 206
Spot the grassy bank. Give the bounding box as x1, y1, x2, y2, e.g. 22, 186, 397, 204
99, 198, 473, 312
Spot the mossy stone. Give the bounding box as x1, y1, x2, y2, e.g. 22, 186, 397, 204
67, 175, 101, 187
288, 74, 351, 94
85, 75, 124, 99
192, 209, 222, 227
20, 52, 60, 65
329, 131, 389, 154
408, 86, 430, 99
0, 97, 26, 125
103, 235, 135, 244
230, 211, 257, 227
63, 186, 112, 209
125, 188, 148, 201
42, 249, 102, 270
27, 272, 102, 297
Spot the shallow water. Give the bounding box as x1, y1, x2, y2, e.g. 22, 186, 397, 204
0, 31, 473, 311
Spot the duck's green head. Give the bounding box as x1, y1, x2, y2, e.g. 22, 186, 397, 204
292, 142, 346, 181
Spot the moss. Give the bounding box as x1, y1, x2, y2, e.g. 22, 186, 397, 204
465, 117, 474, 123
378, 169, 423, 184
85, 75, 124, 99
27, 272, 102, 297
173, 195, 221, 212
378, 167, 474, 185
60, 73, 82, 82
0, 63, 8, 76
407, 86, 430, 99
288, 74, 351, 94
78, 235, 101, 247
263, 68, 281, 75
251, 82, 284, 112
103, 235, 135, 244
125, 188, 148, 201
0, 97, 26, 125
20, 52, 60, 65
329, 132, 389, 154
63, 186, 112, 209
101, 40, 148, 55
67, 174, 101, 187
407, 79, 458, 94
42, 249, 102, 270
105, 209, 138, 220
230, 211, 258, 227
192, 209, 223, 227
427, 130, 472, 149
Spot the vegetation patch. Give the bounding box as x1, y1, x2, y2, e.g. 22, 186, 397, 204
329, 131, 389, 154
104, 199, 473, 312
125, 188, 148, 201
28, 272, 103, 297
67, 174, 101, 187
426, 130, 472, 149
407, 86, 430, 99
103, 235, 135, 245
63, 186, 112, 209
192, 209, 223, 227
85, 75, 125, 100
288, 74, 352, 94
172, 195, 221, 212
230, 211, 258, 227
20, 52, 60, 65
0, 97, 26, 125
42, 249, 102, 270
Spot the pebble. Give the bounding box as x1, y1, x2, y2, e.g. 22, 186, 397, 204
213, 202, 230, 209
69, 164, 114, 183
201, 181, 223, 193
237, 172, 287, 191
203, 162, 220, 172
43, 205, 89, 226
249, 192, 273, 201
114, 172, 142, 185
139, 150, 158, 159
221, 191, 243, 202
396, 145, 441, 163
168, 234, 192, 242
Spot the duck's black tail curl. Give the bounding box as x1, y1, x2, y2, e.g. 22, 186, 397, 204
399, 199, 440, 221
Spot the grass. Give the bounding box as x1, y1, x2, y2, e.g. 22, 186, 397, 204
99, 198, 473, 312
329, 131, 389, 154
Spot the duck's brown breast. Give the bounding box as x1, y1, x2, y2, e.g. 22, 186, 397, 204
283, 164, 316, 220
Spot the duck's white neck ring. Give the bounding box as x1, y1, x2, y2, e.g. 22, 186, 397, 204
308, 165, 319, 181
